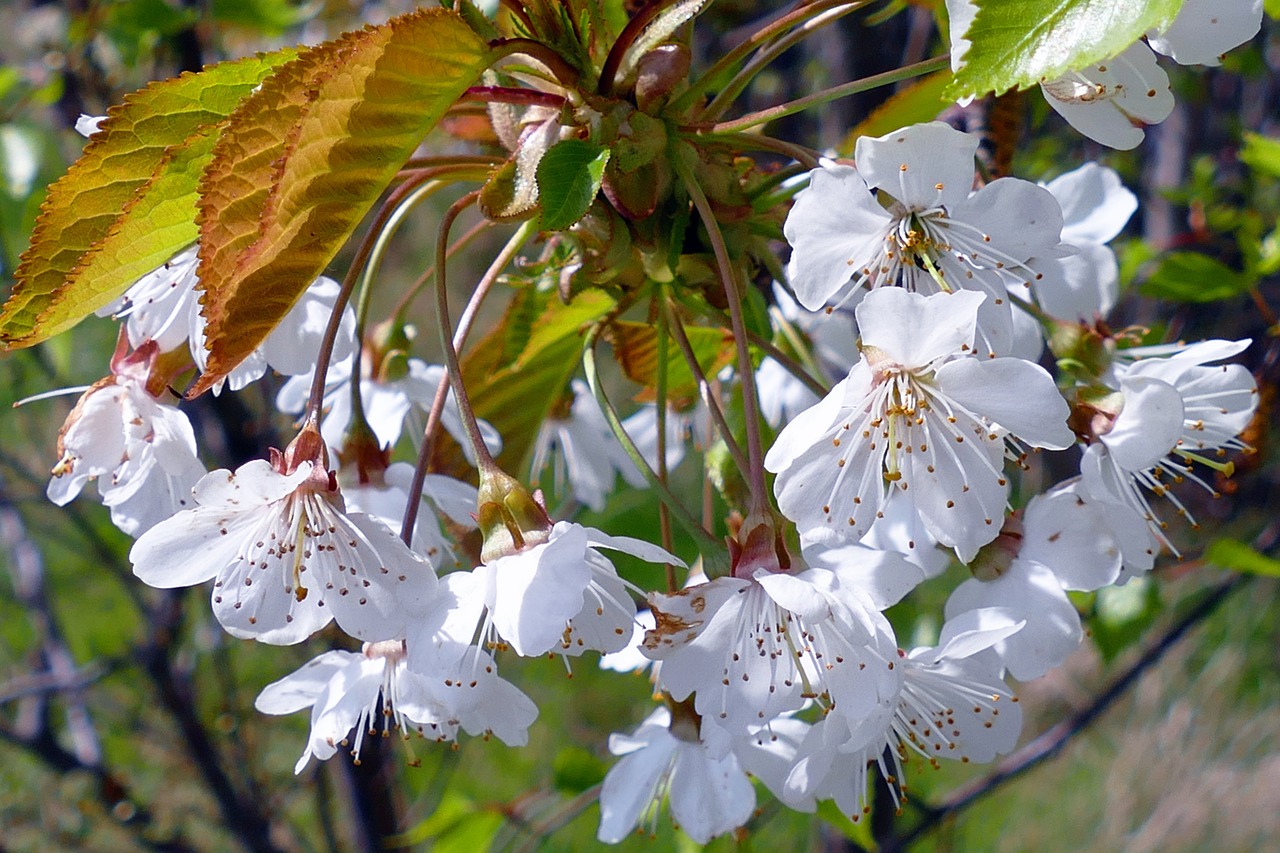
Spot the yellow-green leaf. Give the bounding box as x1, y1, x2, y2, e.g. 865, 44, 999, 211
1205, 538, 1280, 577
840, 70, 951, 155
608, 318, 733, 402
462, 289, 615, 472
0, 50, 296, 348
190, 8, 494, 396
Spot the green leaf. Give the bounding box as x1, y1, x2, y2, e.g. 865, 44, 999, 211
1206, 538, 1280, 577
945, 0, 1185, 101
552, 746, 607, 793
1268, 0, 1280, 20
1240, 132, 1280, 179
1140, 251, 1251, 303
210, 0, 316, 34
537, 139, 611, 232
190, 8, 494, 395
0, 49, 297, 349
461, 288, 615, 474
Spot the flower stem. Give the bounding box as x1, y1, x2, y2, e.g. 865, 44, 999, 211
673, 148, 769, 517
671, 0, 862, 116
700, 1, 871, 121
400, 221, 534, 546
706, 55, 950, 134
432, 191, 497, 473
693, 131, 821, 169
583, 322, 730, 575
663, 298, 751, 480
460, 86, 567, 110
654, 287, 677, 593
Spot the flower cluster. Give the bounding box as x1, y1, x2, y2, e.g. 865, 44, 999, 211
30, 104, 1259, 846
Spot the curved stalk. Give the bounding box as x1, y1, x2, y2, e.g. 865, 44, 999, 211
696, 301, 828, 397
598, 0, 677, 97
583, 322, 729, 574
489, 37, 581, 87
400, 221, 535, 545
302, 165, 490, 428
671, 0, 860, 116
701, 1, 870, 121
654, 287, 676, 592
707, 55, 950, 134
696, 131, 820, 168
663, 298, 751, 480
460, 86, 567, 110
390, 218, 494, 322
674, 150, 770, 515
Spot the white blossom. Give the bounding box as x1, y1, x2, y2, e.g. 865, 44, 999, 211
1147, 0, 1263, 67
597, 705, 755, 845
342, 462, 478, 572
784, 122, 1064, 356
786, 610, 1023, 820
530, 380, 643, 512
130, 456, 437, 645
766, 288, 1073, 561
1040, 43, 1174, 151
46, 342, 204, 537
473, 521, 676, 658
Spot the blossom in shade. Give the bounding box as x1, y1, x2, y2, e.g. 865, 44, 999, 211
96, 248, 356, 393
785, 610, 1023, 820
597, 704, 755, 845
530, 380, 643, 512
342, 462, 478, 572
1030, 163, 1137, 323
277, 357, 501, 463
46, 339, 204, 537
945, 486, 1126, 681
784, 122, 1064, 356
766, 288, 1074, 561
1080, 339, 1257, 569
130, 453, 437, 645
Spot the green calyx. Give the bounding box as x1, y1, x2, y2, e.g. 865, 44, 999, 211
476, 469, 554, 563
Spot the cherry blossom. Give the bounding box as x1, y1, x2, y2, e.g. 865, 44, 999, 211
597, 704, 755, 845
46, 339, 204, 537
1080, 339, 1257, 565
473, 520, 677, 658
641, 540, 907, 737
784, 122, 1064, 356
255, 634, 535, 774
130, 449, 437, 645
786, 610, 1024, 820
96, 251, 356, 393
1040, 43, 1174, 151
1031, 163, 1137, 323
1147, 0, 1263, 67
766, 288, 1074, 561
530, 379, 643, 511
945, 486, 1126, 681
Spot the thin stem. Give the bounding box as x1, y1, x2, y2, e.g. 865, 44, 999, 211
431, 191, 496, 475
401, 155, 501, 172
706, 55, 950, 134
705, 299, 826, 397
390, 217, 493, 322
348, 176, 457, 442
654, 288, 676, 593
701, 1, 870, 121
671, 0, 858, 115
460, 85, 567, 110
698, 131, 821, 169
583, 322, 730, 574
302, 165, 486, 428
674, 150, 769, 514
401, 222, 535, 545
769, 305, 827, 385
490, 37, 581, 87
663, 298, 751, 480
